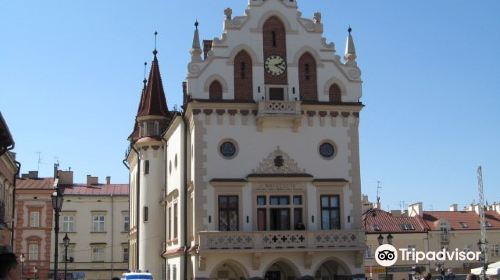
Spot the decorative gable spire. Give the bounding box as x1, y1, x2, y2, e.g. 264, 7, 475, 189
137, 50, 169, 117
344, 26, 357, 63
190, 20, 203, 62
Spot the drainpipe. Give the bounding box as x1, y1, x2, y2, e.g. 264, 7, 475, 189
181, 114, 189, 280
161, 138, 168, 278
11, 160, 21, 251
122, 154, 130, 271
131, 144, 141, 270
111, 193, 114, 278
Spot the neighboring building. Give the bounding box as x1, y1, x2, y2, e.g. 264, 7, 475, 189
362, 200, 500, 280
363, 208, 429, 280
15, 172, 55, 280
419, 203, 500, 277
127, 0, 365, 279
50, 171, 129, 280
0, 112, 19, 253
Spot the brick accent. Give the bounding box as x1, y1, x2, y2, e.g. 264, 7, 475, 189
329, 83, 342, 103
208, 80, 223, 100
234, 51, 253, 101
263, 16, 288, 85
298, 52, 318, 101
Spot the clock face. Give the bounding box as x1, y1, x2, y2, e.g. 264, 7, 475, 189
265, 55, 286, 76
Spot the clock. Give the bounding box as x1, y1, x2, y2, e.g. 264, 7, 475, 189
265, 55, 286, 76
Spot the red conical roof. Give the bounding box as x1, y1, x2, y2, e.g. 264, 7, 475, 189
137, 53, 169, 117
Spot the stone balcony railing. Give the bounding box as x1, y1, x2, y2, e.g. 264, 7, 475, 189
198, 230, 365, 251
257, 101, 301, 116
256, 101, 302, 131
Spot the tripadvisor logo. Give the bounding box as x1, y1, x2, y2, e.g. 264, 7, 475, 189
375, 244, 398, 267
375, 244, 481, 267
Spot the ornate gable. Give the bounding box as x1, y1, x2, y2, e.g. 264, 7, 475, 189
252, 146, 306, 174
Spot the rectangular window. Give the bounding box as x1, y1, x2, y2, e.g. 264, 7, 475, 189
173, 204, 178, 239
91, 246, 105, 262
172, 264, 177, 280
123, 246, 129, 262
28, 243, 39, 260
167, 264, 171, 280
365, 245, 373, 258
123, 215, 130, 232
270, 196, 289, 206
218, 196, 239, 231
269, 88, 284, 101
258, 195, 304, 231
143, 206, 149, 222
63, 216, 75, 232
92, 215, 105, 232
144, 160, 150, 175
30, 211, 40, 228
321, 195, 341, 230
270, 208, 290, 230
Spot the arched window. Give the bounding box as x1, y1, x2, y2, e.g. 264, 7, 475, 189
263, 16, 287, 85
234, 51, 253, 101
298, 52, 317, 101
209, 80, 223, 100
329, 83, 342, 103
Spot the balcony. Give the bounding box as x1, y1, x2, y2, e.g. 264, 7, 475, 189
198, 230, 365, 251
256, 101, 302, 132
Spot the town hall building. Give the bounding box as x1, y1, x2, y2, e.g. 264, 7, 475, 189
126, 0, 365, 279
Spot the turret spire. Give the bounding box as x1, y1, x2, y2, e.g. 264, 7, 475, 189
344, 25, 357, 63
190, 20, 202, 62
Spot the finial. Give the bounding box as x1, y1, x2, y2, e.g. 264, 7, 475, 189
195, 20, 199, 30
153, 31, 158, 56
348, 25, 352, 34
143, 62, 148, 86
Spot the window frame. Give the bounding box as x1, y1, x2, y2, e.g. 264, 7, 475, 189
218, 195, 239, 231
62, 215, 75, 232
92, 214, 106, 232
320, 195, 341, 230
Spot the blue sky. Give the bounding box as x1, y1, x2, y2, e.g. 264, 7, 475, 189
1, 0, 499, 211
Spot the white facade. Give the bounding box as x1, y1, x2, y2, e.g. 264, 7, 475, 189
128, 0, 365, 279
51, 175, 130, 280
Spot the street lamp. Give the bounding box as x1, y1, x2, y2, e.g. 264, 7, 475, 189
63, 233, 70, 280
33, 266, 38, 280
378, 234, 395, 280
20, 253, 25, 280
51, 186, 64, 280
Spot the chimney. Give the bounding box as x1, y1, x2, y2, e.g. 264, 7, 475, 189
203, 40, 213, 60
106, 176, 111, 185
86, 175, 98, 186
21, 173, 29, 179
58, 170, 74, 185
28, 171, 38, 179
449, 204, 458, 212
408, 202, 423, 217
391, 210, 402, 217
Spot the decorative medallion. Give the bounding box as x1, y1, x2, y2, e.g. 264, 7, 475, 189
252, 146, 306, 174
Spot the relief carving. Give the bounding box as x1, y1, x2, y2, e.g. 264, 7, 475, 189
252, 146, 306, 174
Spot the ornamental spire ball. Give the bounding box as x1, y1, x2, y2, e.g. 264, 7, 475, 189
153, 31, 158, 56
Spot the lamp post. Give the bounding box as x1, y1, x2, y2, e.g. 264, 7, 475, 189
33, 266, 38, 280
52, 186, 64, 280
20, 253, 25, 280
378, 233, 394, 280
63, 233, 70, 280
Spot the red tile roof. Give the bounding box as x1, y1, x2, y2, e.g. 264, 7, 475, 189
17, 178, 55, 190
363, 208, 429, 233
423, 210, 500, 231
63, 184, 129, 196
